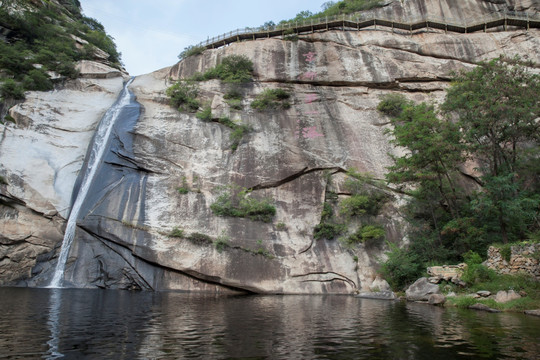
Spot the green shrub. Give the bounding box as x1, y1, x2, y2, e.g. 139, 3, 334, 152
380, 242, 423, 290
461, 264, 497, 285
276, 222, 287, 231
230, 124, 250, 152
345, 224, 385, 245
0, 79, 25, 100
224, 87, 244, 109
499, 244, 512, 262
202, 55, 254, 83
0, 175, 7, 185
210, 186, 276, 223
178, 45, 206, 61
251, 88, 291, 111
22, 69, 53, 91
166, 80, 200, 112
313, 222, 346, 240
169, 227, 185, 238
196, 105, 213, 121
188, 232, 213, 244
377, 93, 410, 118
214, 232, 230, 253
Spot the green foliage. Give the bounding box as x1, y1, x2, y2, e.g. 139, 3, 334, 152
250, 88, 291, 111
0, 175, 7, 185
377, 93, 410, 118
380, 57, 540, 289
201, 55, 254, 83
442, 56, 540, 243
340, 194, 371, 217
0, 4, 121, 99
313, 222, 346, 240
177, 176, 189, 194
340, 170, 390, 217
0, 79, 25, 100
499, 244, 512, 262
210, 185, 276, 223
178, 45, 206, 61
276, 222, 287, 231
224, 88, 244, 110
380, 242, 423, 290
195, 105, 213, 121
22, 69, 53, 91
278, 0, 384, 27
345, 224, 385, 245
169, 227, 185, 238
166, 80, 200, 112
188, 232, 214, 244
214, 232, 230, 253
229, 124, 250, 152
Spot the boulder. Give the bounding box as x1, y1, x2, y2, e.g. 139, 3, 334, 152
524, 310, 540, 317
428, 293, 446, 305
476, 290, 491, 297
406, 277, 441, 301
495, 290, 521, 303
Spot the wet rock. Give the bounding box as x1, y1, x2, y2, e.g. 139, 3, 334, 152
406, 277, 441, 301
524, 309, 540, 317
428, 293, 446, 305
468, 303, 501, 313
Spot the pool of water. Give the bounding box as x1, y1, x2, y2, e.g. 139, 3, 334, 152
0, 288, 538, 359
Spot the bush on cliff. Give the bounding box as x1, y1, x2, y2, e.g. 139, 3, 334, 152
210, 185, 276, 223
166, 80, 200, 112
250, 88, 291, 111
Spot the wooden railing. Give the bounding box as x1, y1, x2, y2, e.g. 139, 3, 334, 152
196, 11, 540, 50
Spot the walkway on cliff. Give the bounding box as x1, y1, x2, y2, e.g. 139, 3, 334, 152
198, 11, 540, 50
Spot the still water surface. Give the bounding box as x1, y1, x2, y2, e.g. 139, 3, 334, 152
0, 288, 539, 359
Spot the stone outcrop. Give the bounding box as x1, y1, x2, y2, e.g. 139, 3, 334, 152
1, 0, 539, 292
485, 244, 540, 280
427, 263, 467, 284
495, 290, 522, 303
406, 277, 441, 301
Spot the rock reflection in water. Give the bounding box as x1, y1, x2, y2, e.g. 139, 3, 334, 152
0, 288, 539, 359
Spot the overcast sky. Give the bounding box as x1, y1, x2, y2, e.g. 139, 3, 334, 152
79, 0, 325, 76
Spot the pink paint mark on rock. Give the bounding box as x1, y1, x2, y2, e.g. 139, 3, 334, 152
302, 126, 324, 139
300, 71, 317, 81
303, 52, 316, 63
305, 94, 318, 104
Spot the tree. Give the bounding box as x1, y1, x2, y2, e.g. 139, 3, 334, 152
442, 57, 540, 242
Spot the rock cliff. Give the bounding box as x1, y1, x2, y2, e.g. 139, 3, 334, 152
1, 0, 539, 293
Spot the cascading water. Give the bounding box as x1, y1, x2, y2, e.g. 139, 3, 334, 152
49, 78, 135, 288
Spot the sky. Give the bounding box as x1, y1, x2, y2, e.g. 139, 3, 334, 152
79, 0, 326, 76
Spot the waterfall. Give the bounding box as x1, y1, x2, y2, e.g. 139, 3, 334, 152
49, 78, 134, 288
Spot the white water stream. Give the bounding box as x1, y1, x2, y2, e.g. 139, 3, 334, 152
49, 79, 134, 288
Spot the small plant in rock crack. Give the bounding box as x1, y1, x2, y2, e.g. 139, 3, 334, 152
169, 227, 185, 238
177, 176, 189, 194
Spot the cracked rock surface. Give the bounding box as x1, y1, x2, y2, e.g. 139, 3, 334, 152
1, 0, 539, 292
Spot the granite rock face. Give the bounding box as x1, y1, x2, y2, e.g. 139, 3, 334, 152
1, 0, 539, 292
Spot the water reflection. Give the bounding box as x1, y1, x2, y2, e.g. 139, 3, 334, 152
0, 289, 538, 359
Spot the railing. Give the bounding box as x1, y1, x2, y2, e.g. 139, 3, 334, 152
195, 11, 540, 50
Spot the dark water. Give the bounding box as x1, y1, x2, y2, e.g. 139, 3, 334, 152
0, 288, 538, 359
